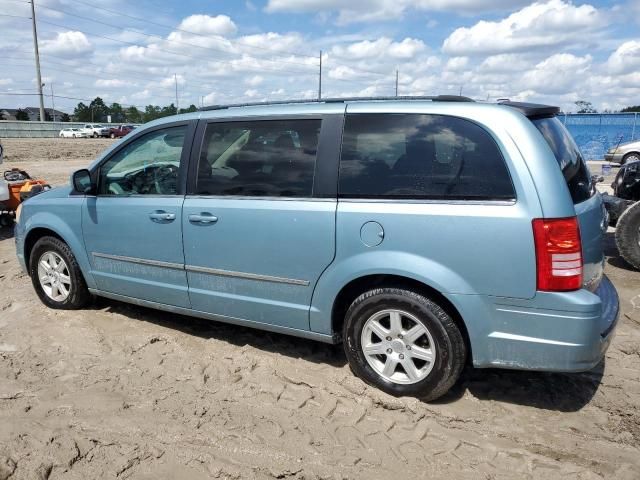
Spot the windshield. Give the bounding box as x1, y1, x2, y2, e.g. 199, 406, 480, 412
532, 116, 593, 204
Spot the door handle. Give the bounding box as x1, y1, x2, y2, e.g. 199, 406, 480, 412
189, 213, 218, 224
149, 211, 176, 222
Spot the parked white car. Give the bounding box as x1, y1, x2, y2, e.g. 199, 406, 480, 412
59, 128, 88, 138
81, 124, 110, 138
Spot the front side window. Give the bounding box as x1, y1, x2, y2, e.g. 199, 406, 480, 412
339, 113, 515, 200
99, 125, 186, 195
195, 119, 321, 197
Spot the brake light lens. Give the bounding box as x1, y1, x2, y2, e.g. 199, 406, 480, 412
532, 217, 582, 291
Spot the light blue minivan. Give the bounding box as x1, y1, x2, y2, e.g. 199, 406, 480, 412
15, 96, 619, 400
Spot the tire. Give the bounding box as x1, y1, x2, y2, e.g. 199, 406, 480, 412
29, 236, 91, 309
622, 152, 640, 165
343, 288, 466, 401
615, 201, 640, 270
110, 133, 115, 139
93, 132, 98, 138
0, 214, 14, 227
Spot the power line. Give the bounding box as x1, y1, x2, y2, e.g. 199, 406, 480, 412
0, 91, 148, 109
0, 57, 179, 94
36, 18, 318, 77
61, 0, 318, 60
32, 2, 319, 71
1, 6, 395, 84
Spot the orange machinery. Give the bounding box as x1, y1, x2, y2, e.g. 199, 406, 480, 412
1, 169, 51, 227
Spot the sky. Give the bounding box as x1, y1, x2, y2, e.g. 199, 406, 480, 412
0, 0, 639, 114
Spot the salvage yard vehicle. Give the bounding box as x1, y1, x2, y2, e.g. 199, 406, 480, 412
82, 124, 110, 138
59, 128, 88, 138
604, 139, 640, 165
14, 97, 619, 401
602, 159, 640, 269
109, 124, 135, 139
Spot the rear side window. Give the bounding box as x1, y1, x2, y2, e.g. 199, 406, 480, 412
339, 113, 514, 200
195, 119, 321, 197
532, 116, 593, 204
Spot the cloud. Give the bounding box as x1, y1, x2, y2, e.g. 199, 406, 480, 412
605, 40, 640, 75
520, 53, 592, 94
41, 31, 92, 57
265, 0, 532, 24
96, 79, 129, 88
445, 57, 469, 71
442, 0, 606, 56
331, 37, 425, 60
176, 15, 237, 37
245, 75, 264, 86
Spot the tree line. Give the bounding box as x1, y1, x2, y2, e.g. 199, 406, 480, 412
574, 100, 640, 114
7, 97, 198, 123
72, 97, 198, 123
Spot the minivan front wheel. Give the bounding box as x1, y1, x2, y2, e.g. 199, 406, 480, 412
29, 236, 91, 309
343, 288, 466, 401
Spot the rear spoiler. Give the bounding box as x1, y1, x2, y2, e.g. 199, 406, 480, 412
499, 101, 560, 119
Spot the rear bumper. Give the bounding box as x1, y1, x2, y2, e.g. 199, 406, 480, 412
454, 276, 619, 372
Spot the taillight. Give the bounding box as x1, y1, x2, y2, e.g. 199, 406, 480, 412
532, 217, 582, 291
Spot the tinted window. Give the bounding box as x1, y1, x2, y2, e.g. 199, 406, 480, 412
532, 116, 593, 204
99, 125, 186, 195
339, 114, 514, 200
195, 119, 321, 197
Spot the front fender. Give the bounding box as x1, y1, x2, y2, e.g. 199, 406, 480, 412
309, 250, 474, 335
22, 200, 96, 289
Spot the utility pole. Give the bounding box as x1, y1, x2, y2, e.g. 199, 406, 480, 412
318, 50, 322, 100
30, 0, 45, 122
50, 83, 56, 122
395, 70, 399, 97
174, 74, 179, 113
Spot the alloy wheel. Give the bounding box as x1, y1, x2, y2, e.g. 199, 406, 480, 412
360, 309, 436, 385
37, 251, 72, 302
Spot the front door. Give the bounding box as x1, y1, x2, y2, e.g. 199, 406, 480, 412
82, 122, 193, 308
182, 117, 337, 330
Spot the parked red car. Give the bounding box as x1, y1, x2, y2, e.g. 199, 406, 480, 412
109, 125, 136, 139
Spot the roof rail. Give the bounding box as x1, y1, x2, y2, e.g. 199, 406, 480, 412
199, 95, 474, 111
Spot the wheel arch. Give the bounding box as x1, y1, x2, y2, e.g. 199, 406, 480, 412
622, 151, 640, 164
330, 273, 471, 360
22, 223, 95, 289
24, 227, 66, 268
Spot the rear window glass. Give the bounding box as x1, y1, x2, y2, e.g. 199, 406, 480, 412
532, 116, 593, 204
338, 113, 515, 200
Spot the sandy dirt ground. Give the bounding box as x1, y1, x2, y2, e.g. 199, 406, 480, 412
0, 138, 639, 479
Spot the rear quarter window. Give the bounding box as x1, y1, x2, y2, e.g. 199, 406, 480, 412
532, 116, 593, 204
338, 113, 515, 201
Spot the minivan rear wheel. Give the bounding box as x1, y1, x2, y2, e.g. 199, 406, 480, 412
343, 288, 466, 401
615, 201, 640, 270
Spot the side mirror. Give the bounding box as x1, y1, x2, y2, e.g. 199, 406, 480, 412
72, 169, 95, 194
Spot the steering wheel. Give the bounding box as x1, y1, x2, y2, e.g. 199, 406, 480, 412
153, 164, 179, 194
